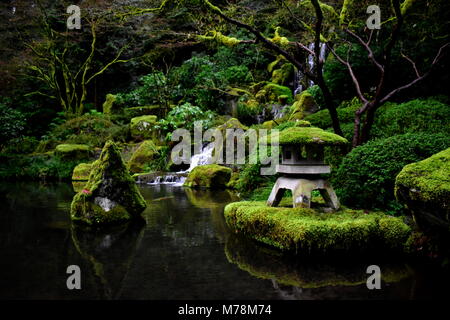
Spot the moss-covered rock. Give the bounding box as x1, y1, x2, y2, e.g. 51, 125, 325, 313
125, 105, 160, 118
54, 144, 92, 160
271, 63, 294, 86
70, 140, 147, 226
395, 148, 450, 230
72, 162, 96, 181
289, 91, 319, 121
224, 201, 412, 253
128, 140, 159, 173
271, 126, 348, 146
130, 115, 158, 141
102, 94, 116, 115
184, 164, 232, 189
256, 83, 293, 104
216, 117, 248, 133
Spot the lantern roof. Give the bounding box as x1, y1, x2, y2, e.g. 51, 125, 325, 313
272, 125, 348, 146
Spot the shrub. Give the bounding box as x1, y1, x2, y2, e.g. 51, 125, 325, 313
0, 101, 26, 148
371, 98, 450, 139
304, 97, 360, 129
333, 133, 450, 213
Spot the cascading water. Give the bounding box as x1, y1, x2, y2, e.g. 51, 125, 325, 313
293, 42, 327, 95
139, 143, 216, 186
186, 142, 214, 172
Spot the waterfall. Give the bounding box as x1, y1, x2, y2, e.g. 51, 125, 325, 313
137, 143, 216, 187
187, 142, 214, 172
293, 42, 327, 95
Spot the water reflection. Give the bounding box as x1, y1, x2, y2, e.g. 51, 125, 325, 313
224, 234, 416, 299
70, 222, 145, 299
1, 182, 449, 299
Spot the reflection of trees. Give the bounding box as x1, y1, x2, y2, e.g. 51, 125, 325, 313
224, 234, 416, 299
70, 222, 144, 299
141, 186, 239, 247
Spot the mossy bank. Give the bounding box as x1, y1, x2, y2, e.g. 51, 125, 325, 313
224, 201, 413, 255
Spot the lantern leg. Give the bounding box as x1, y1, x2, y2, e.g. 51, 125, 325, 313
267, 180, 286, 207
292, 179, 316, 208
319, 185, 340, 210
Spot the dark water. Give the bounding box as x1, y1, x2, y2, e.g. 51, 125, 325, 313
0, 182, 449, 300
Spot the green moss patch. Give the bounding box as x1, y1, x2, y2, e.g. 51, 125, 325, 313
54, 144, 92, 160
72, 162, 96, 181
272, 126, 348, 146
184, 164, 232, 189
395, 148, 450, 229
130, 115, 158, 140
128, 140, 159, 173
224, 201, 412, 253
289, 91, 318, 121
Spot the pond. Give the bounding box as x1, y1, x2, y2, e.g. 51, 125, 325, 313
0, 182, 449, 300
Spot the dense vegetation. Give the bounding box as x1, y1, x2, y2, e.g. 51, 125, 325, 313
1, 0, 449, 218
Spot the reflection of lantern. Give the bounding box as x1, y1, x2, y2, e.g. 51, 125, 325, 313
267, 124, 348, 210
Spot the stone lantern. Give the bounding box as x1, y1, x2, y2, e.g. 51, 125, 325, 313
267, 123, 348, 210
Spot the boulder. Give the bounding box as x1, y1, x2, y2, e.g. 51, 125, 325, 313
130, 115, 158, 141
271, 63, 294, 86
125, 105, 160, 118
184, 164, 232, 189
54, 144, 91, 160
395, 148, 450, 230
289, 91, 319, 121
70, 140, 147, 225
72, 162, 96, 181
128, 140, 159, 173
256, 83, 293, 104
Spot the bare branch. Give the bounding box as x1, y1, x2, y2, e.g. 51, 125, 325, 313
380, 42, 450, 104
327, 44, 368, 104
401, 53, 421, 77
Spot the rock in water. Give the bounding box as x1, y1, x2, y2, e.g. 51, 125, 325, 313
70, 140, 147, 225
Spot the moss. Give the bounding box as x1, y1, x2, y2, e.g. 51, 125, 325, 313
271, 27, 290, 47
224, 201, 412, 253
70, 140, 147, 226
184, 164, 232, 189
260, 83, 293, 104
102, 94, 116, 115
130, 115, 158, 140
124, 105, 160, 118
72, 162, 96, 181
198, 31, 241, 47
267, 55, 285, 73
226, 171, 240, 189
54, 144, 92, 160
271, 126, 348, 146
128, 140, 159, 173
396, 148, 450, 204
271, 63, 294, 86
289, 91, 318, 121
395, 148, 450, 229
217, 117, 248, 132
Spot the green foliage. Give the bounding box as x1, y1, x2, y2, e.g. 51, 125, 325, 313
372, 98, 450, 139
41, 115, 129, 150
306, 85, 326, 109
0, 100, 26, 148
224, 201, 412, 253
333, 133, 450, 213
0, 153, 82, 181
155, 102, 216, 139
304, 97, 361, 129
116, 72, 170, 108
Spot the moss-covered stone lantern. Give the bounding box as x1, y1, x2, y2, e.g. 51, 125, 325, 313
267, 123, 348, 210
